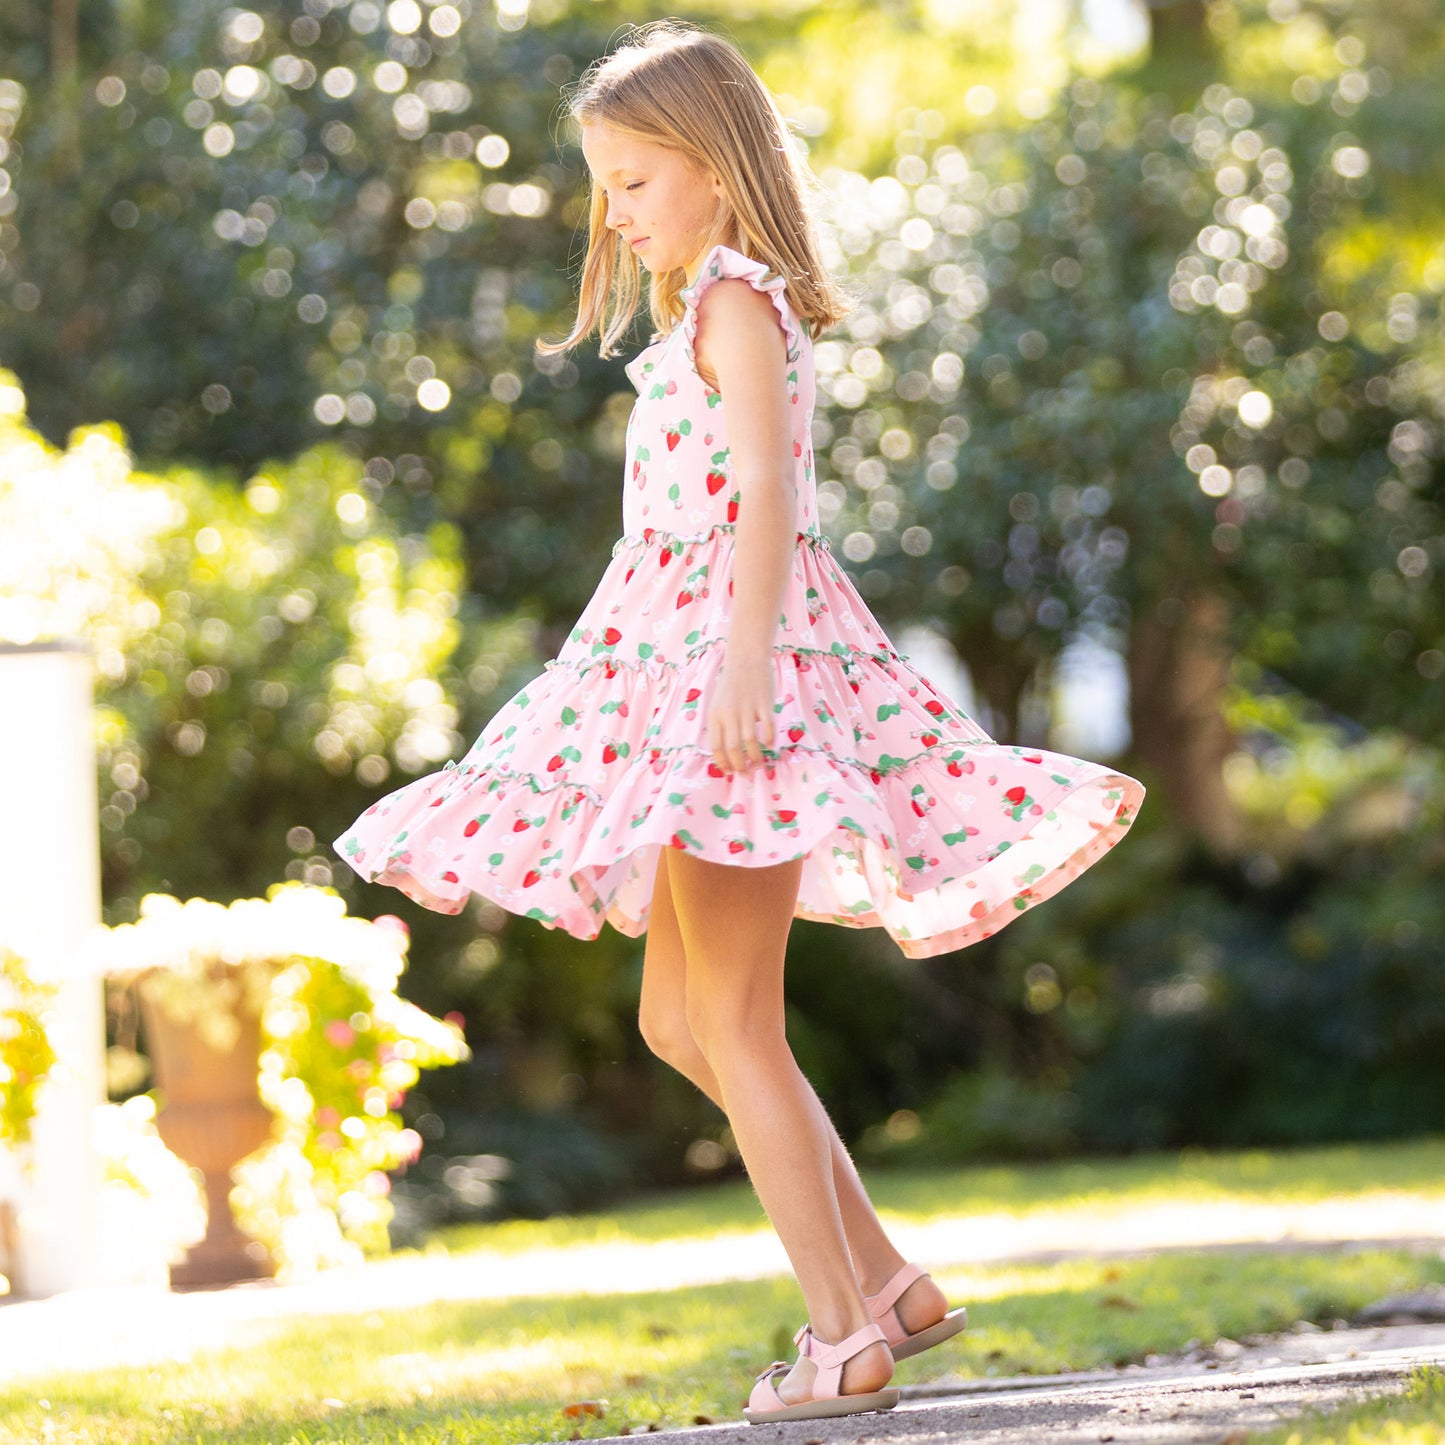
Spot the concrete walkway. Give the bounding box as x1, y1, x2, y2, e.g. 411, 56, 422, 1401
619, 1321, 1445, 1445
0, 1189, 1442, 1386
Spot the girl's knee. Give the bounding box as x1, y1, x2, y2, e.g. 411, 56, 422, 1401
638, 1001, 702, 1074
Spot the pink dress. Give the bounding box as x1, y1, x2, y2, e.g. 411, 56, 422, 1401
333, 243, 1145, 958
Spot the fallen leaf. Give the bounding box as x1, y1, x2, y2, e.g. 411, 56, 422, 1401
1100, 1294, 1140, 1310
562, 1402, 606, 1421
693, 1415, 714, 1425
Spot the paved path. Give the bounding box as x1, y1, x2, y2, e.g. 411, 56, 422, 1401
0, 1190, 1442, 1386
605, 1323, 1445, 1445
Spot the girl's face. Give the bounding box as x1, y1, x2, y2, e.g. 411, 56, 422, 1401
580, 122, 724, 285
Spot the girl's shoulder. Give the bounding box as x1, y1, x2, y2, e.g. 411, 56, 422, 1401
679, 243, 804, 364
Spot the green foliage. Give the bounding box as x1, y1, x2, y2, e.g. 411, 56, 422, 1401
813, 33, 1444, 739
0, 948, 58, 1149
251, 919, 468, 1262
3, 0, 1444, 1194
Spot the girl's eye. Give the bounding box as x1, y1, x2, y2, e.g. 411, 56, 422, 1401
625, 182, 643, 192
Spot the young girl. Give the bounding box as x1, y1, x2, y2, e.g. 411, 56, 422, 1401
334, 18, 1145, 1424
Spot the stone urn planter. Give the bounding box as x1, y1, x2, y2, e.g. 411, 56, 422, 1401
137, 977, 275, 1286
93, 885, 468, 1282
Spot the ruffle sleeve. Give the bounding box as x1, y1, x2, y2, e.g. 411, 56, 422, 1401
678, 243, 803, 375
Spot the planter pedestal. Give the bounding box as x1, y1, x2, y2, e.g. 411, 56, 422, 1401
138, 993, 275, 1286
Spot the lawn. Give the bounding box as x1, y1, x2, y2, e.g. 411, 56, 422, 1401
0, 1137, 1441, 1445
428, 1134, 1445, 1256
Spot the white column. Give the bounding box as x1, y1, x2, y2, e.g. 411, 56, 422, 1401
0, 641, 106, 1297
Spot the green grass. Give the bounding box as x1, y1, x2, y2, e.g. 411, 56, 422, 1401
1244, 1366, 1445, 1444
420, 1134, 1445, 1258
5, 1137, 1442, 1444
2, 1244, 1440, 1445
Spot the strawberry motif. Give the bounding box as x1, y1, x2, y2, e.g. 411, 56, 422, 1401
924, 698, 946, 717
441, 870, 459, 883
921, 733, 939, 747
787, 725, 805, 743
706, 470, 727, 495
522, 869, 542, 887
602, 626, 622, 645
676, 589, 694, 608
726, 490, 740, 523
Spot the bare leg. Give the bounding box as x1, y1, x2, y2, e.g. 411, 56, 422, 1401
655, 847, 894, 1401
640, 846, 949, 1327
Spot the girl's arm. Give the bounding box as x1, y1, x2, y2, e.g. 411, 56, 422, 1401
692, 279, 798, 774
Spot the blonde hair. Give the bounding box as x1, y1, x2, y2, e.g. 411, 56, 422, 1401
536, 19, 854, 360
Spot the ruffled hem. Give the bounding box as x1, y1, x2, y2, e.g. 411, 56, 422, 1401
333, 631, 1146, 957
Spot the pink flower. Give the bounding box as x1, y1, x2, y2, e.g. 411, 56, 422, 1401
324, 1019, 356, 1048
373, 914, 409, 936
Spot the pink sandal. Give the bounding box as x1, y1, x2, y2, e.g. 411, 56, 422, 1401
743, 1320, 900, 1424
867, 1261, 969, 1360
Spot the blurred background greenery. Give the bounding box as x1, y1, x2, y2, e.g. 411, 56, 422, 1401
1, 0, 1441, 1233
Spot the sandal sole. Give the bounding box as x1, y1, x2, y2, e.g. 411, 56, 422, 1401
743, 1388, 901, 1424
889, 1306, 968, 1362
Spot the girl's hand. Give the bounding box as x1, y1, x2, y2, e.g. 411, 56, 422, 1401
706, 645, 775, 774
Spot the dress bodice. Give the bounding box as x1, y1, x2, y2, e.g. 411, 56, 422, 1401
620, 243, 820, 543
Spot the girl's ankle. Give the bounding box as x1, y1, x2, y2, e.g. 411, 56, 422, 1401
857, 1253, 910, 1298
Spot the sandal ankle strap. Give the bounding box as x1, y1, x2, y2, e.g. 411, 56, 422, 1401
867, 1261, 928, 1319
794, 1320, 890, 1398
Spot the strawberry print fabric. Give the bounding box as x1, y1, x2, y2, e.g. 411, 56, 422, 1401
333, 243, 1146, 958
